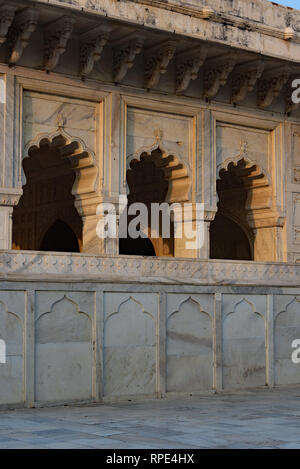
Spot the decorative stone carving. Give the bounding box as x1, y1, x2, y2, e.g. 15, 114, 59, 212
79, 24, 111, 77
257, 67, 290, 108
294, 168, 300, 183
176, 46, 207, 94
144, 40, 177, 89
7, 8, 39, 65
113, 33, 144, 83
0, 188, 23, 207
203, 53, 237, 99
0, 3, 16, 44
231, 59, 265, 103
44, 16, 75, 72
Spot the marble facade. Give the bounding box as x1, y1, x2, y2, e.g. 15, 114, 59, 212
0, 0, 299, 406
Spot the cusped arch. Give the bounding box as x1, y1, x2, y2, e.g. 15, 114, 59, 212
106, 296, 155, 323
36, 295, 91, 323
128, 144, 191, 203
217, 157, 269, 189
168, 296, 212, 321
275, 297, 300, 322
23, 130, 98, 198
224, 297, 265, 322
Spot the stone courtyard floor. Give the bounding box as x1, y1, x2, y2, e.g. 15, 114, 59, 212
1, 387, 300, 449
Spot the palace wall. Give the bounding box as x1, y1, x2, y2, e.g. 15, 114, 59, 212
0, 0, 300, 406
1, 252, 300, 407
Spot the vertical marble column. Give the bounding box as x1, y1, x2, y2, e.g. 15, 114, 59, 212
0, 190, 22, 250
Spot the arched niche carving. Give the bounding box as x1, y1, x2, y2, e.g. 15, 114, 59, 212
23, 130, 98, 205
127, 145, 191, 204
211, 157, 284, 262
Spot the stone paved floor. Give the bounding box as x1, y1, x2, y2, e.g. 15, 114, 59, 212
1, 387, 300, 449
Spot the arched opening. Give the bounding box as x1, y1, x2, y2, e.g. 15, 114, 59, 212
40, 220, 80, 253
12, 140, 83, 252
210, 158, 257, 261
120, 148, 189, 257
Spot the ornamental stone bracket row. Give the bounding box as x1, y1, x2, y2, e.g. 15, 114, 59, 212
0, 3, 299, 108
1, 250, 300, 287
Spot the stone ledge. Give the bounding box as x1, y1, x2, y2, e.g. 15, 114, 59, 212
1, 250, 300, 286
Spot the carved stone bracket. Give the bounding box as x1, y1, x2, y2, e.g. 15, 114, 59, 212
203, 53, 237, 99
79, 24, 111, 77
176, 46, 207, 94
0, 3, 16, 45
231, 59, 265, 104
113, 33, 145, 83
257, 66, 290, 108
44, 16, 75, 72
0, 187, 23, 207
144, 40, 177, 89
7, 7, 39, 65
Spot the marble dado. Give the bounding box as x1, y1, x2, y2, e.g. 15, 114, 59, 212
0, 250, 300, 286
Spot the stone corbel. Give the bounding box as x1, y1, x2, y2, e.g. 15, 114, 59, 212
7, 7, 39, 65
0, 3, 17, 44
113, 33, 145, 83
257, 66, 290, 109
176, 46, 207, 94
203, 53, 237, 99
79, 24, 111, 77
0, 187, 23, 250
44, 16, 75, 72
231, 59, 265, 104
144, 40, 177, 89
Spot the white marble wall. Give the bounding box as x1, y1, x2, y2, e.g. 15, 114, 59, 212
0, 270, 300, 407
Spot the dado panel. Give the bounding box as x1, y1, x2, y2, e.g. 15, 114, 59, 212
166, 294, 214, 393
103, 292, 159, 398
35, 291, 95, 404
0, 291, 25, 405
222, 295, 267, 390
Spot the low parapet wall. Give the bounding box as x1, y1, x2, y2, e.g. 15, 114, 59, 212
0, 251, 300, 407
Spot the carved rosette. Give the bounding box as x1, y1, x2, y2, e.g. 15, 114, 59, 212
0, 4, 16, 44
231, 60, 265, 103
144, 40, 177, 89
113, 34, 145, 83
7, 8, 39, 65
80, 24, 111, 77
176, 47, 207, 94
44, 16, 75, 72
203, 54, 237, 99
257, 67, 290, 108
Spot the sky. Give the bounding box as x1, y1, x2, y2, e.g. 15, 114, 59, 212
270, 0, 300, 8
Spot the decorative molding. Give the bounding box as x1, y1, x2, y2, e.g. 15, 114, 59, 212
79, 24, 111, 77
231, 59, 265, 104
176, 46, 207, 94
44, 16, 75, 72
257, 66, 290, 108
286, 77, 300, 114
0, 3, 17, 44
113, 33, 144, 83
7, 7, 39, 65
294, 168, 300, 183
203, 53, 237, 99
144, 40, 177, 89
1, 251, 300, 285
0, 187, 23, 206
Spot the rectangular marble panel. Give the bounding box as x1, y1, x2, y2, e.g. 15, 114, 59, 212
0, 291, 25, 405
103, 292, 159, 398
